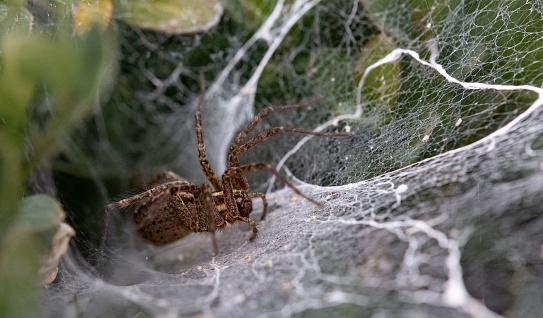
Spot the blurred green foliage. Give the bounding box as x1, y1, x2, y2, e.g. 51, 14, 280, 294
114, 0, 223, 34
0, 0, 116, 316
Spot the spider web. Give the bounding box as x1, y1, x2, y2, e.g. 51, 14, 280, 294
43, 0, 543, 317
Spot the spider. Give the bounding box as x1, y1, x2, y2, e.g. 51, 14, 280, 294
100, 78, 349, 253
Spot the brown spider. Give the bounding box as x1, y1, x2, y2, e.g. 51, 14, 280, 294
100, 78, 349, 253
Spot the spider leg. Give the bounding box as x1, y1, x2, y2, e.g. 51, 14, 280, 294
100, 181, 199, 249
230, 127, 350, 160
225, 162, 323, 207
200, 184, 219, 255
249, 192, 268, 220
221, 173, 238, 223
221, 173, 258, 241
195, 73, 222, 190
145, 171, 189, 188
229, 99, 320, 152
227, 127, 349, 194
116, 181, 197, 209
226, 101, 349, 192
236, 216, 258, 240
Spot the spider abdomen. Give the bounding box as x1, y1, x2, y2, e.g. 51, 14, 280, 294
134, 190, 225, 245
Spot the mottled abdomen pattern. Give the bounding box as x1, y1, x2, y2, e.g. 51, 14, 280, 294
133, 188, 224, 245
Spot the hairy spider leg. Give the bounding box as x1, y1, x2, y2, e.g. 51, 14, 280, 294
224, 162, 323, 209
226, 102, 349, 201
195, 74, 222, 191
249, 192, 268, 220
229, 99, 320, 152
227, 123, 349, 218
222, 172, 259, 240
226, 100, 319, 193
221, 161, 324, 239
100, 181, 199, 249
144, 171, 190, 188
230, 127, 350, 159
200, 183, 219, 254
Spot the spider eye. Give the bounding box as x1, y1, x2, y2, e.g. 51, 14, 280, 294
236, 195, 253, 218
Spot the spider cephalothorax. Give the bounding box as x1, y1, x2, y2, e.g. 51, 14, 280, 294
101, 77, 349, 253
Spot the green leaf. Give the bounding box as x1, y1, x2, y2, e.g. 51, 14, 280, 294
115, 0, 224, 34
0, 133, 23, 237
0, 224, 40, 318
18, 194, 65, 233
17, 194, 66, 258
223, 0, 275, 30
0, 195, 70, 317
0, 26, 118, 170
